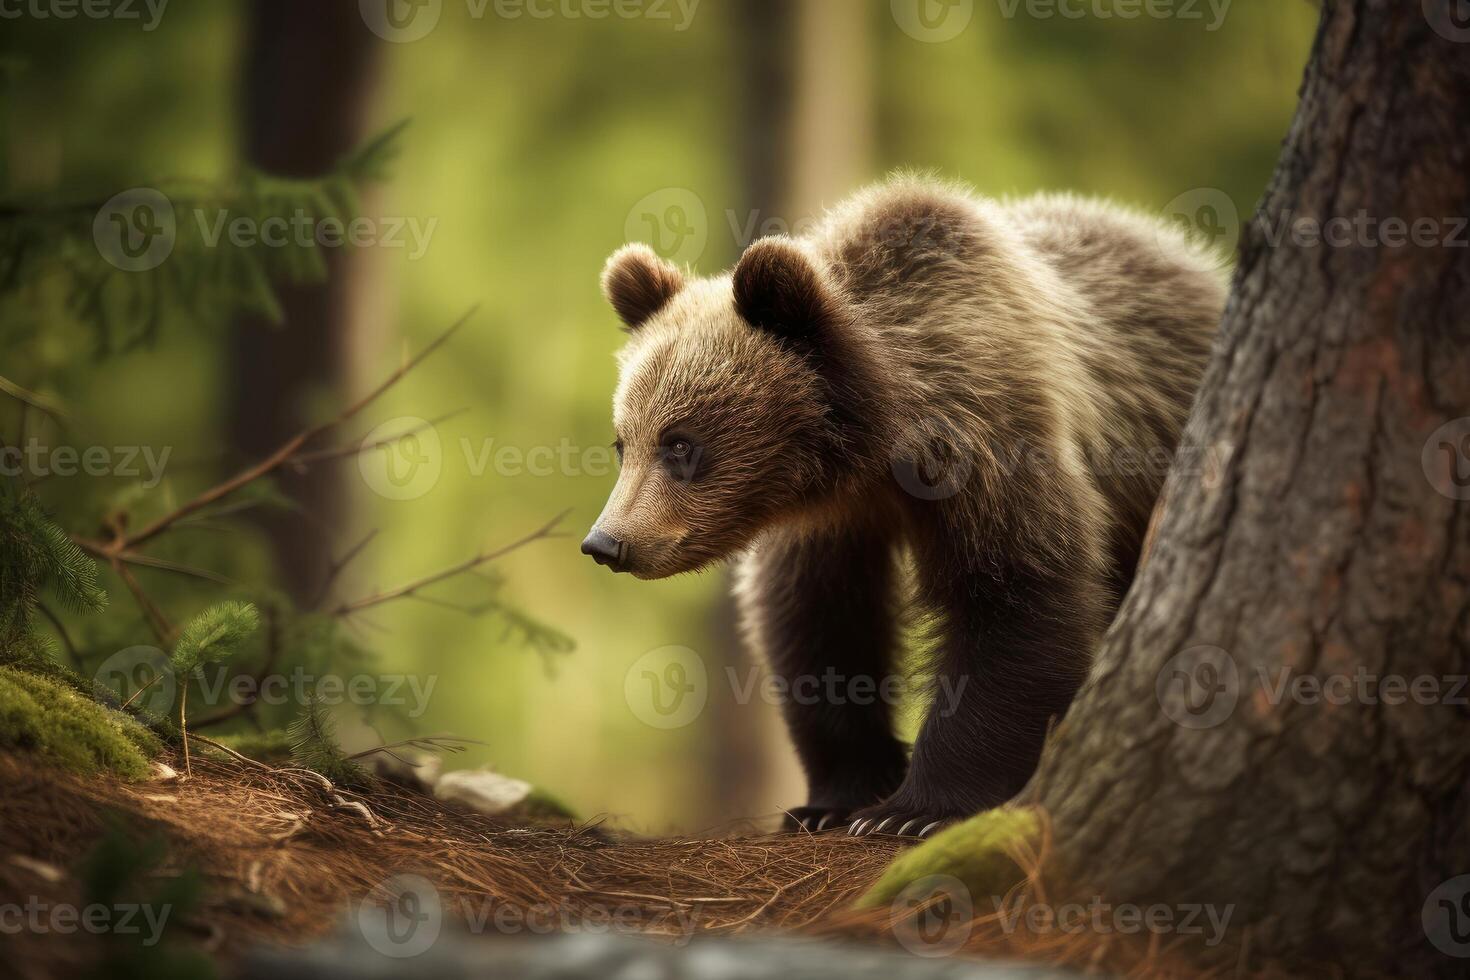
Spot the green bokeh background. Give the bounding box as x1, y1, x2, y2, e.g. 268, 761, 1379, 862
2, 0, 1318, 832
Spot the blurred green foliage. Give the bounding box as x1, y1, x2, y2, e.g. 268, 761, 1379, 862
1, 1, 1318, 831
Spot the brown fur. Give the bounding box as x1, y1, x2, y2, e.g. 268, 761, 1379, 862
587, 175, 1227, 833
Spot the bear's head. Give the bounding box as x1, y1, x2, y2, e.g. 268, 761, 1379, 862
581, 237, 880, 578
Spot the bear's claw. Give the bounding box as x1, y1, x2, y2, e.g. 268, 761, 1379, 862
847, 806, 952, 839
782, 806, 855, 833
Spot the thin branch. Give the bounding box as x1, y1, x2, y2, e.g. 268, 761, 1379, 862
185, 732, 271, 770
405, 593, 496, 616
87, 308, 477, 555
36, 603, 84, 671
311, 527, 380, 610
331, 510, 570, 618
0, 374, 69, 425
289, 407, 467, 468
120, 673, 164, 711
112, 557, 173, 645
112, 551, 234, 585
346, 735, 484, 761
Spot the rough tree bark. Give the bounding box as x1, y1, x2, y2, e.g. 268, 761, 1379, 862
1026, 2, 1470, 975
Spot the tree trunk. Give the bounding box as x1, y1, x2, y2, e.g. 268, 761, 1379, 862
1027, 2, 1470, 974
227, 2, 380, 603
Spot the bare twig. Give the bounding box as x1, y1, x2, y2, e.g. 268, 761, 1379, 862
185, 732, 271, 769
180, 684, 192, 777
311, 528, 379, 610
346, 735, 484, 761
290, 407, 467, 469
120, 673, 164, 711
112, 557, 174, 645
0, 374, 69, 425
113, 551, 234, 585
331, 509, 570, 618
81, 308, 476, 557
36, 603, 84, 671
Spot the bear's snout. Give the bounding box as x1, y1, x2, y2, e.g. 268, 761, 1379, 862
580, 528, 629, 572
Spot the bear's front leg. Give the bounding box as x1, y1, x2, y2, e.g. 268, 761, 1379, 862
736, 524, 909, 831
848, 550, 1104, 838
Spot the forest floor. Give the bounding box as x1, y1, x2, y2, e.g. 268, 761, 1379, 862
3, 749, 904, 974
2, 750, 1251, 978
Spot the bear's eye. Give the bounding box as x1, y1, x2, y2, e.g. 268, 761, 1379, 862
659, 433, 703, 481
612, 437, 624, 463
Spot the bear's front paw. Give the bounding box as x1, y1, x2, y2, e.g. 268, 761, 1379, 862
781, 805, 856, 833
846, 800, 965, 839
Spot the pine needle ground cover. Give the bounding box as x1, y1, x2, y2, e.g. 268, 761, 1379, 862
1, 748, 1279, 980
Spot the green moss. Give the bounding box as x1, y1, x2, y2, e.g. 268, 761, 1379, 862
856, 806, 1042, 910
0, 665, 159, 779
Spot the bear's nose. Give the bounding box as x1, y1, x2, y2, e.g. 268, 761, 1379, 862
580, 529, 627, 570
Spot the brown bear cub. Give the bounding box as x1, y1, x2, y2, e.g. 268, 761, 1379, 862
583, 176, 1227, 837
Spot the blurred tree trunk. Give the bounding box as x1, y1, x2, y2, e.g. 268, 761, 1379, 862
786, 0, 874, 220
228, 1, 380, 603
1026, 2, 1470, 974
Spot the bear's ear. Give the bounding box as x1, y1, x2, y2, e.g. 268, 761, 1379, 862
601, 244, 685, 330
732, 237, 840, 348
